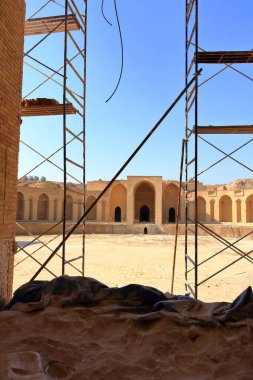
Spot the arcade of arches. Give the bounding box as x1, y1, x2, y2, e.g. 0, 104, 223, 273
16, 177, 253, 233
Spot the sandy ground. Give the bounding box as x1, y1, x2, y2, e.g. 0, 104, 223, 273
14, 234, 253, 302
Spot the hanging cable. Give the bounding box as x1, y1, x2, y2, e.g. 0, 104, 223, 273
51, 0, 65, 9
102, 0, 124, 102
106, 0, 124, 102
101, 0, 112, 26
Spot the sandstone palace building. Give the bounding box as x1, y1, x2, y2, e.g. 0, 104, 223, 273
16, 176, 253, 235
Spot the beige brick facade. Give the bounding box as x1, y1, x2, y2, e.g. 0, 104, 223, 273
16, 177, 253, 236
0, 0, 25, 299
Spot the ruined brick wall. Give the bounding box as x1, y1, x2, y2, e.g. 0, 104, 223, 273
0, 0, 25, 299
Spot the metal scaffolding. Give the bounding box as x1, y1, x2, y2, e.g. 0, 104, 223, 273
16, 1, 252, 298
184, 0, 253, 298
16, 0, 87, 279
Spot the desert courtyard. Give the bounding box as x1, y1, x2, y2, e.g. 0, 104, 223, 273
14, 234, 253, 303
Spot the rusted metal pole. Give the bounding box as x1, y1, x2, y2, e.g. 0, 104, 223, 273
171, 139, 185, 294
62, 0, 68, 275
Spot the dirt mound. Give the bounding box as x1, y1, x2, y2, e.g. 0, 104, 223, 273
1, 276, 253, 379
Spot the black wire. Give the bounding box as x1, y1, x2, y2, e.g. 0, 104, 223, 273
51, 0, 65, 8
101, 0, 112, 26
106, 0, 124, 102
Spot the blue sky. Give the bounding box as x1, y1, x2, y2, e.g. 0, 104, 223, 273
20, 0, 253, 185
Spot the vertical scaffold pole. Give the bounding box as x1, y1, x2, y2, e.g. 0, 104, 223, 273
62, 0, 68, 275
194, 0, 199, 299
184, 0, 189, 295
82, 0, 88, 276
185, 0, 198, 298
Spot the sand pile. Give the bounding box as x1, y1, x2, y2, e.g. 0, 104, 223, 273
1, 276, 253, 379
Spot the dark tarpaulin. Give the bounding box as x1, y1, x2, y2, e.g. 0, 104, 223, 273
5, 276, 253, 324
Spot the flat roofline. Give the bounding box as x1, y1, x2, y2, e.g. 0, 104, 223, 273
127, 175, 163, 179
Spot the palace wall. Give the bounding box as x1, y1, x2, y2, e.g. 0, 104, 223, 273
16, 176, 253, 237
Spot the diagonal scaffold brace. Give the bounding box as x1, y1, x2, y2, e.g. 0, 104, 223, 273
29, 68, 203, 282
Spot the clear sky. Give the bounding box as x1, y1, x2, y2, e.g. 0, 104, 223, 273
20, 0, 253, 185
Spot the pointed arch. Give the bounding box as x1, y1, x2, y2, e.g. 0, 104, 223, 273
134, 181, 155, 223
163, 183, 179, 223
197, 196, 206, 222
37, 193, 49, 220
66, 195, 73, 221
246, 195, 253, 222
16, 192, 25, 220
219, 195, 232, 222
62, 195, 74, 221
109, 184, 127, 222
86, 195, 97, 221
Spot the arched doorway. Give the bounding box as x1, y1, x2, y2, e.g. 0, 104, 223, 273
16, 192, 25, 220
163, 183, 179, 223
219, 195, 232, 222
134, 182, 155, 223
86, 195, 97, 221
168, 207, 176, 223
197, 196, 206, 221
115, 206, 121, 222
140, 205, 150, 222
66, 195, 73, 221
37, 193, 49, 220
246, 195, 253, 222
109, 184, 127, 222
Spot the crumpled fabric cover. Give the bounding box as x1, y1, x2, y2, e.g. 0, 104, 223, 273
5, 276, 253, 324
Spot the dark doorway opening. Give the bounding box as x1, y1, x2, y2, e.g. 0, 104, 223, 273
140, 205, 150, 222
115, 206, 121, 222
169, 207, 176, 223
144, 227, 148, 234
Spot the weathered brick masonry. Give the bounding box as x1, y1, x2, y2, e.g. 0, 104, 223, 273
0, 0, 25, 298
